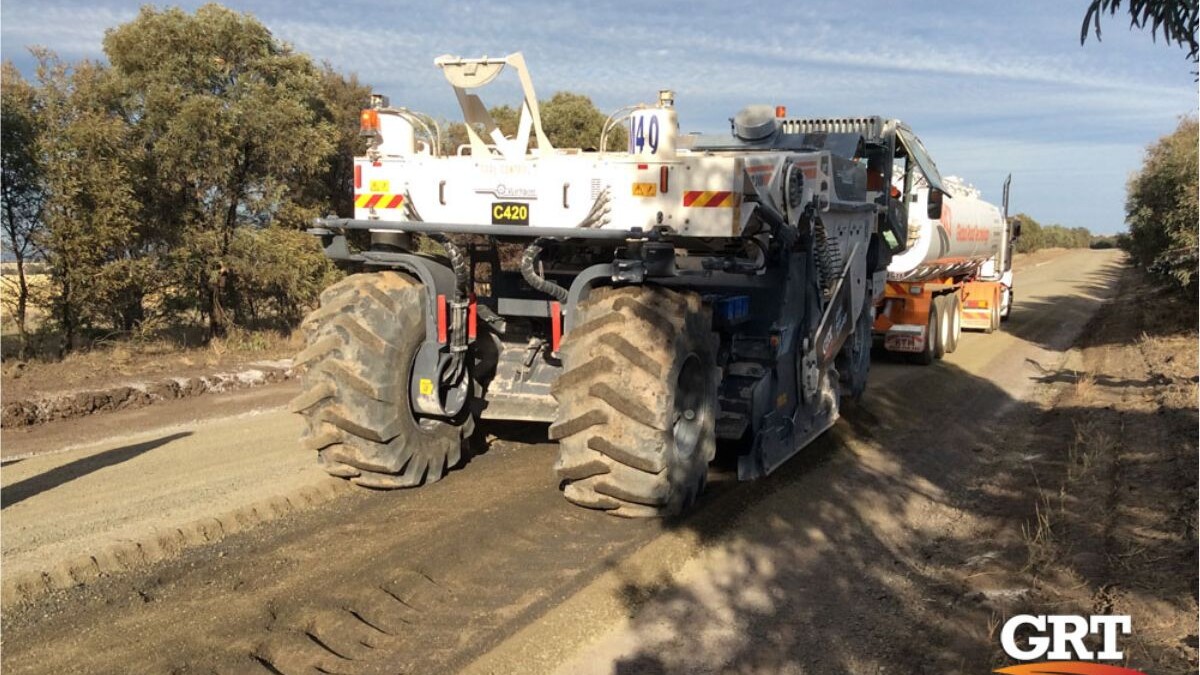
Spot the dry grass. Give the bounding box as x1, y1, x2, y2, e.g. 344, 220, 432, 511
1066, 419, 1116, 483
1021, 492, 1060, 573
0, 273, 52, 334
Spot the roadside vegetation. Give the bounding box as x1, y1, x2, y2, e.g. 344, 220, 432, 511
0, 3, 619, 374
1122, 116, 1198, 292
1009, 213, 1096, 253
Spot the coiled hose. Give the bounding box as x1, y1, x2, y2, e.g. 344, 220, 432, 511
520, 238, 569, 303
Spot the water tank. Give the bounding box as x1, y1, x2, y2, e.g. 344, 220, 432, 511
888, 177, 1005, 282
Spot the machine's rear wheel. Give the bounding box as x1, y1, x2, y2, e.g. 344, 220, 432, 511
550, 286, 718, 518
291, 272, 471, 488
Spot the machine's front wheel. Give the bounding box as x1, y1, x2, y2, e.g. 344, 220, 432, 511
290, 272, 472, 488
550, 286, 718, 518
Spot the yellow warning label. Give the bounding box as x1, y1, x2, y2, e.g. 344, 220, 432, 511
369, 179, 391, 192
419, 378, 434, 396
631, 182, 657, 197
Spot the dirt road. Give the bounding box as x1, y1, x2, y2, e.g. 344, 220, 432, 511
1, 249, 1137, 673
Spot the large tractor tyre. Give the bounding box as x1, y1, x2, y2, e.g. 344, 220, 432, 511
913, 308, 937, 366
290, 272, 472, 489
550, 286, 719, 518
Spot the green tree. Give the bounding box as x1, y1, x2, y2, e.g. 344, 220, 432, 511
299, 64, 371, 219
1125, 116, 1199, 289
1081, 0, 1199, 63
1013, 213, 1044, 253
444, 93, 628, 153
102, 3, 336, 337
540, 92, 626, 150
33, 51, 143, 352
1, 61, 46, 358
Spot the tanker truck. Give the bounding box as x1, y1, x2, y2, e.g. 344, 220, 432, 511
872, 175, 1018, 364
293, 52, 950, 516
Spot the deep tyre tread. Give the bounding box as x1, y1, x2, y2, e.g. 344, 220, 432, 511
292, 272, 471, 488
552, 286, 718, 518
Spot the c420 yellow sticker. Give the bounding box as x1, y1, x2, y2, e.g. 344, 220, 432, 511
419, 378, 434, 396
369, 179, 390, 192
631, 182, 657, 197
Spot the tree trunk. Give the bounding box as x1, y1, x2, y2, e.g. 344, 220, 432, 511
207, 264, 230, 339
14, 256, 29, 360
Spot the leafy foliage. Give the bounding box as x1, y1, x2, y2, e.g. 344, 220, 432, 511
1124, 117, 1198, 289
1081, 0, 1199, 63
1012, 213, 1095, 253
33, 52, 144, 351
1, 61, 46, 357
442, 91, 628, 153
5, 5, 360, 356
103, 4, 337, 336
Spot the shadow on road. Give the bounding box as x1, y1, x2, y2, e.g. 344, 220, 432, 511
1, 431, 192, 509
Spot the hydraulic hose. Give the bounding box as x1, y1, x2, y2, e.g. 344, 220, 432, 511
520, 238, 569, 303
425, 232, 469, 380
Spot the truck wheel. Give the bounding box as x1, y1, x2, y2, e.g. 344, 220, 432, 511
291, 272, 471, 488
946, 294, 962, 354
933, 295, 949, 360
1001, 287, 1012, 322
983, 287, 1000, 334
550, 286, 718, 518
913, 308, 937, 366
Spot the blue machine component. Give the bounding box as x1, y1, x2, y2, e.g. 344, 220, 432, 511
714, 295, 751, 326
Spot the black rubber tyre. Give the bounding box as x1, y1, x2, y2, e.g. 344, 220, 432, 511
990, 288, 1003, 332
946, 294, 962, 354
913, 307, 937, 366
983, 287, 1000, 334
1001, 287, 1012, 322
550, 286, 719, 518
932, 295, 949, 360
290, 272, 471, 488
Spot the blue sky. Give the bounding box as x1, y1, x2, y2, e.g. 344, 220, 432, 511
3, 0, 1196, 234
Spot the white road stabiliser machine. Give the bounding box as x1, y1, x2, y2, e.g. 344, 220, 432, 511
294, 53, 947, 517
